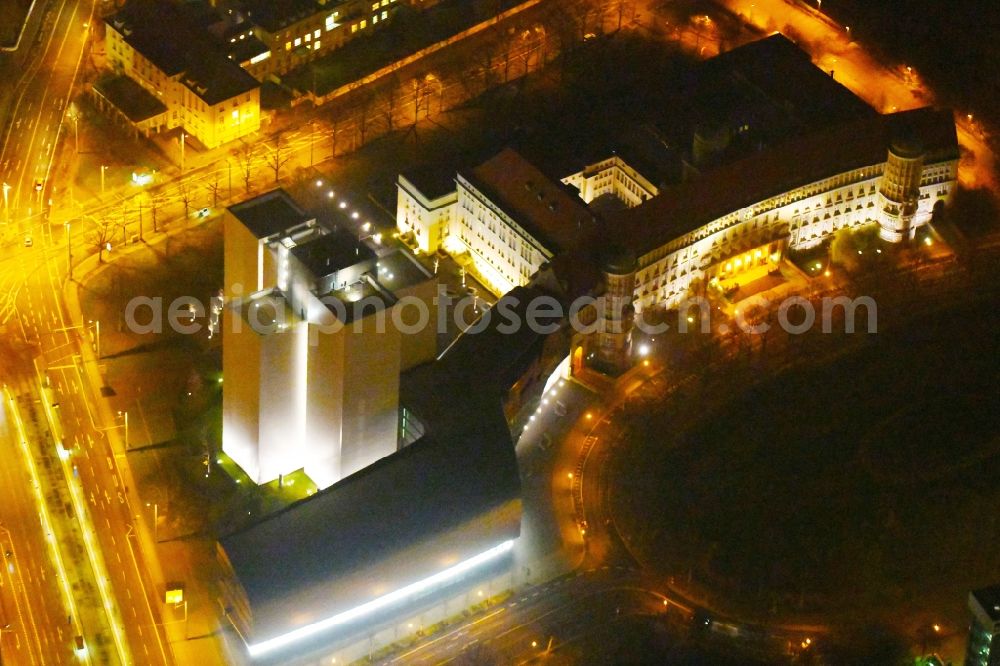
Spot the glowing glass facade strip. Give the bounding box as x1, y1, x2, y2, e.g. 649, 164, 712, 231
247, 539, 515, 658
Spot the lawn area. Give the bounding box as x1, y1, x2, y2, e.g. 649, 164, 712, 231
0, 0, 32, 46
78, 219, 222, 358
612, 296, 1000, 631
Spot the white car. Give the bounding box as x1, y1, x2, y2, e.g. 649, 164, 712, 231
23, 235, 33, 247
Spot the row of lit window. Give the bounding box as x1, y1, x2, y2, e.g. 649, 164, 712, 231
352, 11, 389, 33
287, 28, 324, 50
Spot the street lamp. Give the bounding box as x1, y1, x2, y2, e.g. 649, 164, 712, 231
65, 222, 72, 280
2, 181, 9, 224
88, 319, 101, 358
146, 502, 159, 541
309, 120, 316, 166
118, 410, 129, 449
66, 102, 79, 153
422, 73, 442, 118
180, 132, 186, 172
100, 165, 108, 196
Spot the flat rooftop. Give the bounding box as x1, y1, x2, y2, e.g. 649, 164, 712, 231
227, 34, 270, 64
232, 289, 300, 334
229, 189, 312, 239
400, 164, 458, 201
289, 227, 375, 279
317, 276, 393, 323
373, 249, 433, 292
93, 74, 167, 122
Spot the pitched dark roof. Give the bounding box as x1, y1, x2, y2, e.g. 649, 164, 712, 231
698, 33, 875, 130
461, 148, 598, 255
181, 58, 260, 106
615, 107, 958, 257
237, 0, 321, 33
106, 0, 259, 106
107, 0, 190, 75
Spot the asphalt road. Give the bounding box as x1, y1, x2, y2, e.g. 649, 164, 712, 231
380, 568, 675, 665
0, 0, 93, 235
0, 383, 73, 665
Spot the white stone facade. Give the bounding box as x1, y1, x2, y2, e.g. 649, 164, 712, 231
452, 173, 553, 296
560, 155, 659, 207
632, 154, 956, 313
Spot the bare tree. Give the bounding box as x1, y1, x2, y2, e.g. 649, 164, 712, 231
411, 74, 440, 124
563, 0, 601, 44
207, 171, 222, 208
497, 26, 519, 82
235, 141, 255, 194
179, 181, 193, 222
377, 75, 402, 132
92, 216, 116, 263
463, 39, 500, 96
329, 117, 341, 159
356, 90, 376, 146
266, 132, 291, 183
518, 25, 546, 75
607, 0, 637, 31
149, 193, 160, 233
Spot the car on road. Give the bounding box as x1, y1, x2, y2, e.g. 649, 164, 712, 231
33, 179, 43, 192
195, 207, 211, 218
23, 235, 33, 247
